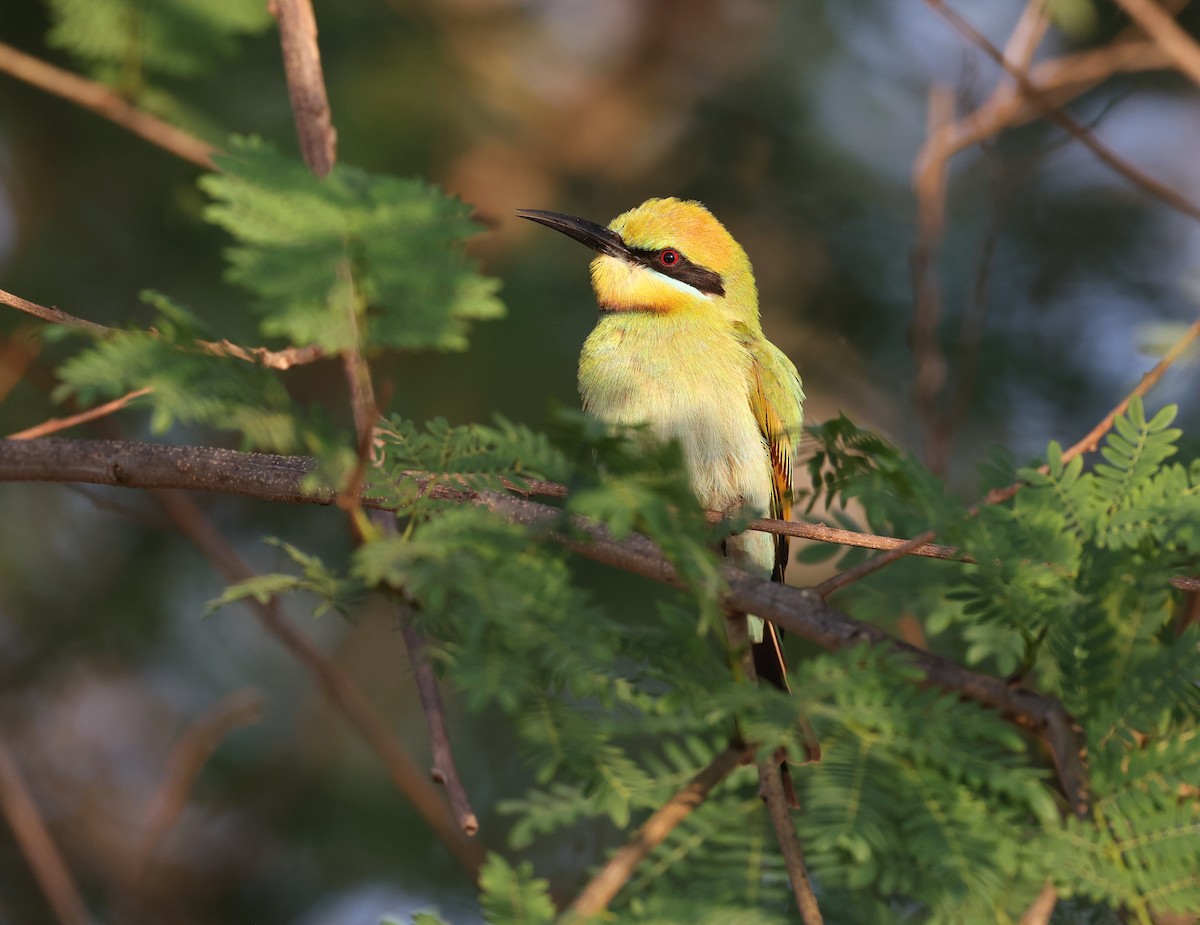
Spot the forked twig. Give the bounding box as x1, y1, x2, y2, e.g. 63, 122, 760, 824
927, 0, 1200, 223
818, 313, 1200, 596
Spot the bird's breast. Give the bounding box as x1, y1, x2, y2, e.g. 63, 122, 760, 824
578, 315, 772, 520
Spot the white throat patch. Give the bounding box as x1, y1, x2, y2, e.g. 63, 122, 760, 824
649, 267, 711, 300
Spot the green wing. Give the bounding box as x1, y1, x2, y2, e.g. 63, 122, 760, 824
748, 337, 804, 580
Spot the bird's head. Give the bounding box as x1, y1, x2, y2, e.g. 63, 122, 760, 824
516, 198, 758, 324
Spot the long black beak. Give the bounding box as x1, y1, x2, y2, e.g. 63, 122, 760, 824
514, 209, 628, 260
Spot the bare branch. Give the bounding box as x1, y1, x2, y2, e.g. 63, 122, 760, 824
0, 41, 216, 170
566, 745, 749, 918
813, 528, 940, 599
270, 0, 337, 177
8, 388, 153, 440
0, 740, 95, 925
724, 612, 823, 924
1111, 0, 1200, 87
927, 0, 1200, 223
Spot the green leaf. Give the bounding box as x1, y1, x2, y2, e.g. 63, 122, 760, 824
206, 539, 360, 617
478, 855, 555, 925
47, 0, 270, 85
54, 299, 302, 452
201, 136, 505, 353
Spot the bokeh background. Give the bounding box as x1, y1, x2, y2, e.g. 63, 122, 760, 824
1, 0, 1199, 922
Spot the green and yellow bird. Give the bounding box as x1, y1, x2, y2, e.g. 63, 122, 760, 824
516, 198, 805, 693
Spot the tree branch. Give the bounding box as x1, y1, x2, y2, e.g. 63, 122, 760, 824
0, 41, 216, 170
0, 436, 1090, 816
565, 744, 750, 918
723, 612, 823, 924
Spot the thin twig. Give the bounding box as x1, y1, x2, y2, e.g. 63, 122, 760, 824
813, 528, 940, 598
396, 608, 479, 835
0, 740, 95, 925
8, 387, 153, 440
0, 287, 326, 370
270, 0, 336, 177
122, 691, 263, 905
149, 488, 486, 876
566, 744, 750, 917
0, 287, 109, 336
757, 754, 823, 924
927, 0, 1200, 223
0, 41, 216, 170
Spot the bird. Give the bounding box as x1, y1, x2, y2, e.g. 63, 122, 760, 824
515, 196, 805, 702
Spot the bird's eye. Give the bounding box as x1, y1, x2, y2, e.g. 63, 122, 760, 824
658, 248, 680, 267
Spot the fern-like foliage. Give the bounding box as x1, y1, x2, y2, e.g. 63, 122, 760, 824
803, 399, 1200, 922
200, 137, 505, 354
46, 0, 269, 131
54, 291, 302, 451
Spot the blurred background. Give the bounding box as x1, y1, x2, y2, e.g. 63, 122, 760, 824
1, 0, 1199, 922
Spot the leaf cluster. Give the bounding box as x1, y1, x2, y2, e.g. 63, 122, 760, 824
800, 399, 1200, 922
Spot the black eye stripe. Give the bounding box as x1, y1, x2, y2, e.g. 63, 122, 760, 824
628, 247, 725, 297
